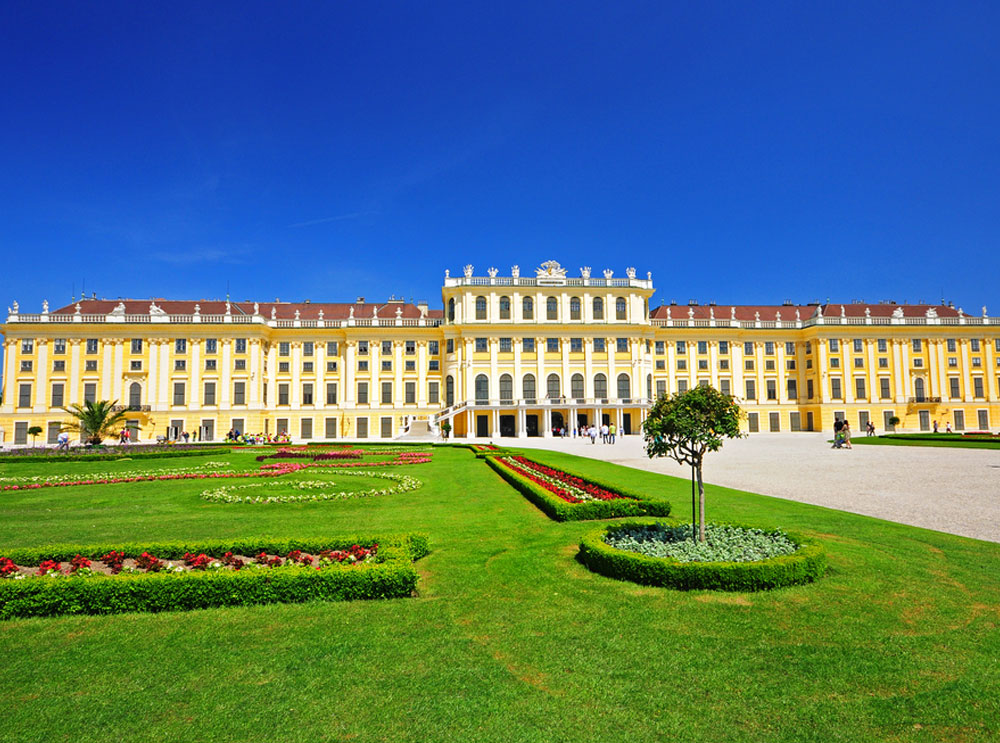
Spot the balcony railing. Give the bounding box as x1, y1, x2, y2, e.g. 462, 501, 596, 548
111, 404, 152, 412
907, 396, 942, 404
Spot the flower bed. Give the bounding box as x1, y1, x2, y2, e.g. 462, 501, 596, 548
200, 470, 423, 504
0, 445, 232, 464
485, 455, 670, 521
578, 521, 827, 591
0, 534, 429, 619
255, 449, 431, 463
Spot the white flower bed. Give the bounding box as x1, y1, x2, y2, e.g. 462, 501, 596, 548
0, 461, 232, 485
604, 523, 799, 563
200, 469, 422, 504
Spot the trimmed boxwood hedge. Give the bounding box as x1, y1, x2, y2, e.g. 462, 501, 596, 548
0, 446, 232, 464
0, 533, 428, 620
485, 456, 671, 521
578, 521, 826, 591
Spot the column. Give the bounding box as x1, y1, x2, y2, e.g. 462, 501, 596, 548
491, 408, 499, 437
315, 340, 326, 410
1, 341, 15, 414
513, 338, 523, 402
817, 341, 829, 403
489, 337, 499, 402
465, 338, 476, 401
291, 342, 302, 407
892, 340, 905, 402
68, 339, 82, 405
33, 339, 49, 412
535, 336, 545, 401
606, 336, 616, 400
518, 407, 526, 437
158, 340, 171, 410
667, 339, 677, 395
220, 339, 232, 408
417, 341, 428, 406
732, 339, 744, 400
189, 340, 201, 408
560, 337, 570, 400
927, 340, 940, 399
961, 340, 973, 401
112, 340, 124, 404
709, 340, 720, 391
100, 340, 114, 400
147, 340, 159, 409
394, 340, 404, 407
584, 338, 594, 398
344, 341, 356, 405
843, 340, 855, 405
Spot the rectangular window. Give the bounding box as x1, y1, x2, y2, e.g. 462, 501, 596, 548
173, 382, 185, 406
786, 359, 796, 370
853, 339, 863, 353
86, 339, 98, 354
381, 416, 393, 439
279, 342, 290, 357
656, 380, 668, 396
972, 357, 982, 367
17, 383, 31, 408
429, 382, 439, 404
278, 383, 289, 405
175, 339, 187, 353
405, 340, 415, 355
303, 362, 314, 373
974, 377, 985, 398
278, 362, 290, 373
913, 358, 924, 368
428, 340, 438, 355
276, 418, 289, 436
743, 341, 753, 356
381, 381, 392, 404
47, 421, 62, 445
949, 378, 961, 398
131, 339, 142, 353
720, 359, 730, 370
764, 342, 775, 355
880, 378, 891, 399
326, 341, 338, 355
233, 381, 246, 405
547, 338, 559, 353
807, 379, 814, 399
764, 359, 775, 371
616, 338, 628, 353
381, 340, 392, 355
971, 339, 980, 352
786, 379, 797, 399
677, 379, 688, 393
785, 341, 795, 355
499, 337, 512, 353
954, 410, 965, 431
878, 357, 888, 368
357, 382, 368, 404
831, 378, 843, 399
325, 418, 337, 439
475, 337, 488, 352
428, 359, 440, 371
51, 383, 64, 407
20, 360, 33, 372
655, 360, 665, 370
830, 357, 840, 368
912, 338, 922, 352
766, 379, 777, 400
235, 338, 247, 354
570, 337, 583, 353
303, 341, 313, 357
747, 412, 759, 433
592, 338, 604, 353
829, 339, 839, 352
326, 361, 337, 372
405, 381, 416, 404
698, 359, 708, 370
698, 341, 708, 355
53, 338, 66, 354
655, 341, 665, 354
20, 339, 34, 354
745, 379, 756, 400
302, 383, 314, 405
84, 383, 97, 403
855, 377, 866, 399
719, 341, 729, 354
676, 359, 687, 371
381, 360, 392, 372
877, 339, 888, 353
235, 359, 247, 371
445, 339, 454, 354
204, 359, 217, 371
357, 360, 368, 372
805, 341, 812, 354
326, 383, 337, 404
677, 341, 687, 354
203, 382, 216, 405
128, 360, 141, 371
356, 417, 368, 438
205, 339, 218, 354
358, 340, 368, 355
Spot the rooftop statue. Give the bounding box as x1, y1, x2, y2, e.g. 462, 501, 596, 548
536, 260, 567, 279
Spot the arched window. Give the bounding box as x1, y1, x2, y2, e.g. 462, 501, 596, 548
571, 373, 584, 400
616, 297, 627, 320
914, 378, 926, 401
522, 297, 534, 320
523, 374, 536, 402
593, 297, 604, 320
617, 373, 631, 400
546, 296, 558, 320
445, 375, 455, 406
447, 298, 455, 323
475, 296, 487, 321
594, 373, 608, 399
499, 296, 511, 320
499, 374, 513, 401
646, 374, 653, 401
546, 373, 561, 399
570, 297, 581, 320
475, 374, 489, 402
129, 382, 142, 408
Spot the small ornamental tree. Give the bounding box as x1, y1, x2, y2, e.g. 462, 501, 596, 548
440, 421, 452, 439
60, 400, 130, 446
27, 426, 43, 447
642, 386, 745, 542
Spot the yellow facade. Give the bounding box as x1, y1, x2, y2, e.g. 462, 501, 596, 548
2, 261, 998, 444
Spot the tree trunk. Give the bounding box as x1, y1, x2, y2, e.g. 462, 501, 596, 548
690, 463, 697, 542
696, 462, 706, 542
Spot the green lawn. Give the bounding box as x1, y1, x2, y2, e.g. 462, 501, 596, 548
1, 446, 999, 742
852, 434, 1000, 450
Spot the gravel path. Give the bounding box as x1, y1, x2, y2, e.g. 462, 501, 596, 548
500, 433, 1000, 543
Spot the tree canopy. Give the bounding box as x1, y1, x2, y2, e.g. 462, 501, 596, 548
60, 400, 130, 446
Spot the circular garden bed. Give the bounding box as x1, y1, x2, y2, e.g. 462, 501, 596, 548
578, 521, 826, 591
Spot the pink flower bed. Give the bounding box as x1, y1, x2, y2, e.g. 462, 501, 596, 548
495, 456, 627, 504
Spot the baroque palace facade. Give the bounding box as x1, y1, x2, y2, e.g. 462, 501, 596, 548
1, 260, 999, 445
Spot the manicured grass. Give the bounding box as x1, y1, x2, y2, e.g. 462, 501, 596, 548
1, 446, 999, 742
852, 434, 1000, 450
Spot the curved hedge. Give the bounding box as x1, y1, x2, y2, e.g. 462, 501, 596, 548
485, 456, 670, 521
0, 533, 428, 620
578, 521, 826, 591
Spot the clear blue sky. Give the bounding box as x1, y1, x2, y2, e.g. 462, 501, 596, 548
2, 1, 998, 316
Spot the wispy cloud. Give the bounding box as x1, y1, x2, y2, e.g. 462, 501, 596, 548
289, 211, 378, 228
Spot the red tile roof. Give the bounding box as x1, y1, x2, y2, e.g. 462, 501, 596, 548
649, 303, 961, 321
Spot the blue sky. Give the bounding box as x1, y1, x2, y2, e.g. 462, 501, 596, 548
1, 1, 998, 318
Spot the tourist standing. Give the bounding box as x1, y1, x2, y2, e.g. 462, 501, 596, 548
609, 423, 616, 444
832, 418, 843, 449
56, 431, 70, 451
842, 420, 853, 449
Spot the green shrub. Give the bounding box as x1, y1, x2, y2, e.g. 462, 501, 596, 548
578, 521, 826, 591
0, 533, 428, 619
485, 456, 670, 522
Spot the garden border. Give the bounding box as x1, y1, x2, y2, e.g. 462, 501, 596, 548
578, 520, 826, 591
485, 455, 671, 521
0, 533, 429, 620
0, 446, 233, 464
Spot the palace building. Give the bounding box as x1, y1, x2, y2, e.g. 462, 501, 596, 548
1, 260, 998, 445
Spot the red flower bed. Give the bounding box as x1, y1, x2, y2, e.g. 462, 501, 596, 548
495, 456, 627, 504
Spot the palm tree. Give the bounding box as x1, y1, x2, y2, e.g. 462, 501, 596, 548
60, 400, 130, 446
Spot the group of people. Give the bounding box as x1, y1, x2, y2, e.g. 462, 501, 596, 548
224, 429, 290, 445
932, 420, 953, 433
833, 417, 876, 448
548, 423, 621, 444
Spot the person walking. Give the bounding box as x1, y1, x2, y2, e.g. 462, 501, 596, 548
842, 420, 853, 449
609, 423, 617, 444
589, 426, 598, 444
56, 431, 70, 452
600, 423, 609, 443
867, 420, 876, 437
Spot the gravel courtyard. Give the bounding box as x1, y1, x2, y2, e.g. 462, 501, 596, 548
509, 433, 1000, 543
